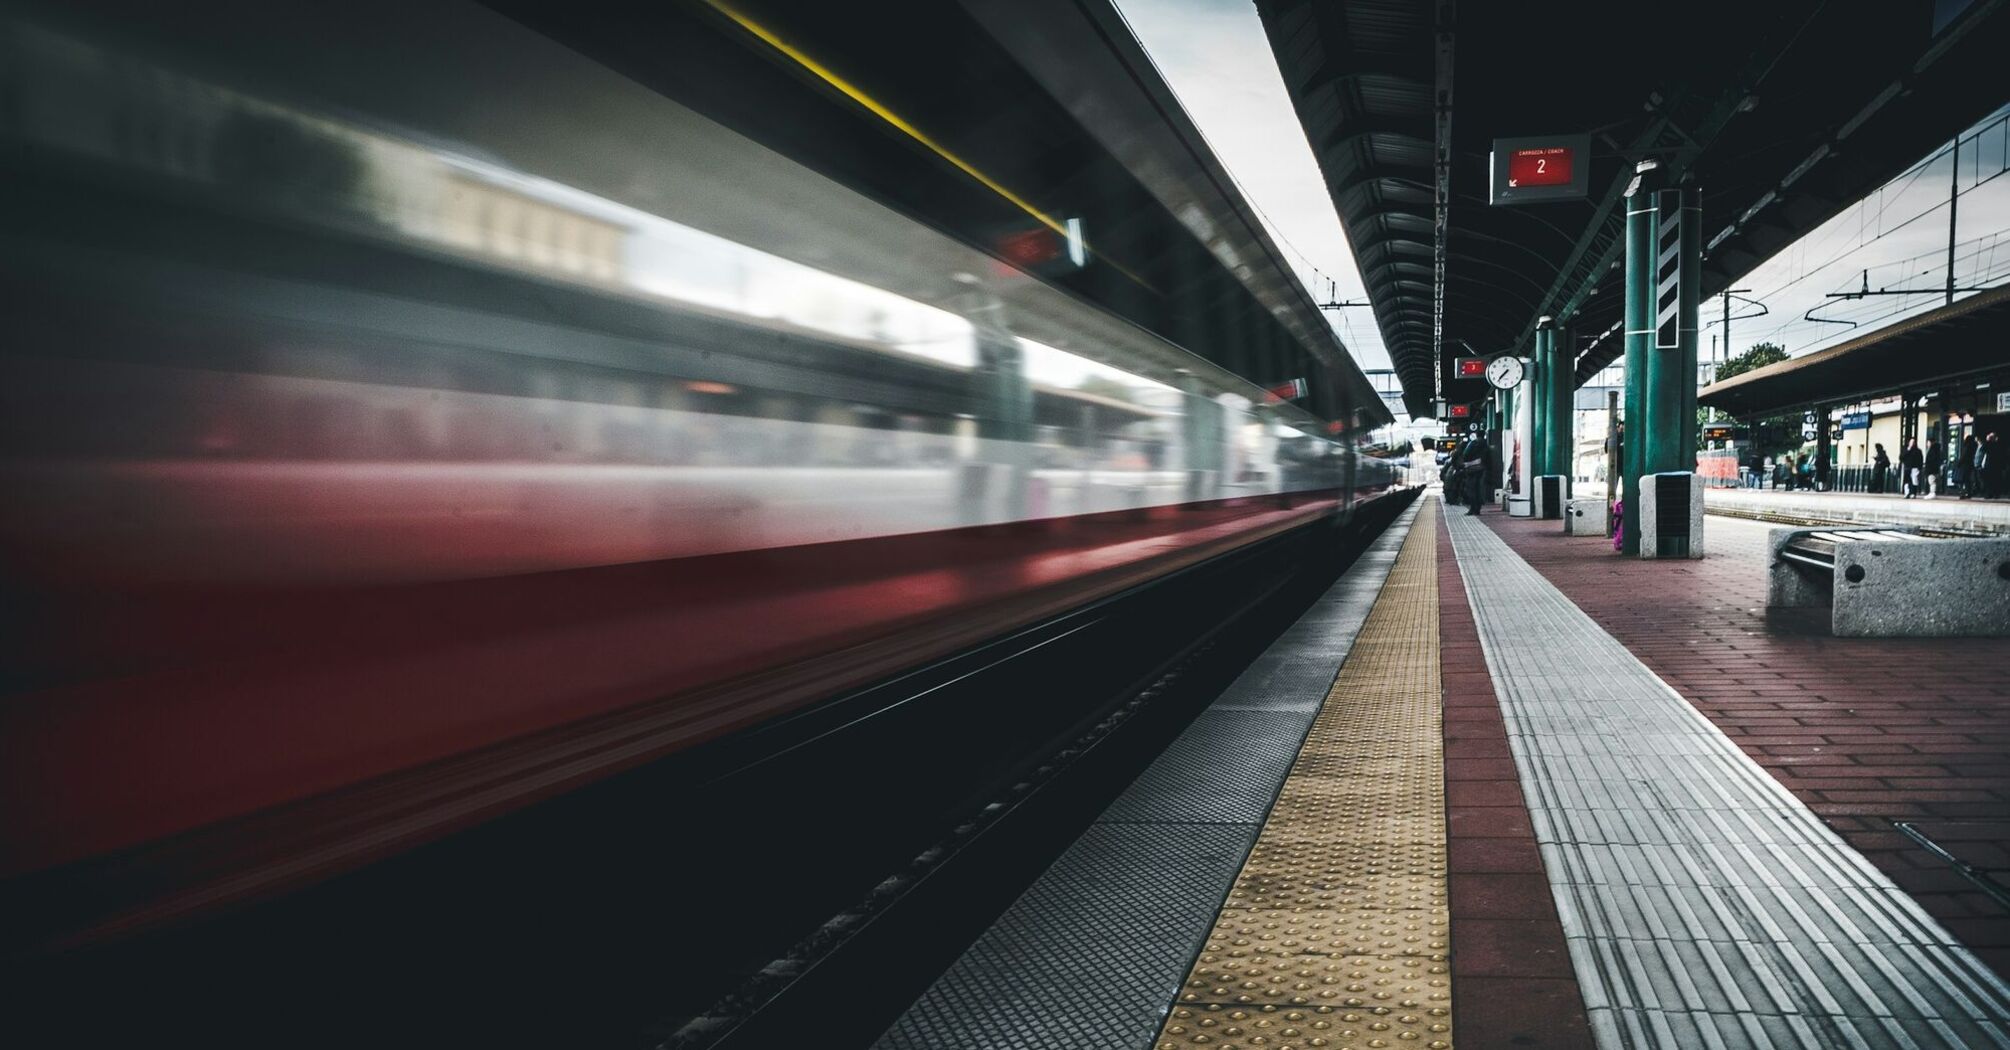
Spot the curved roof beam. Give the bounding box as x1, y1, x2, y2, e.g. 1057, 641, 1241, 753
1442, 251, 1554, 301
1328, 167, 1435, 203
1317, 119, 1433, 156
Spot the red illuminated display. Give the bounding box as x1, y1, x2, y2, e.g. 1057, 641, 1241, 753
1507, 147, 1573, 188
1447, 403, 1471, 418
1454, 356, 1486, 378
997, 227, 1064, 267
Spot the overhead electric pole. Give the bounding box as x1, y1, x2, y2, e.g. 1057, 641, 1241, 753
1947, 134, 1960, 305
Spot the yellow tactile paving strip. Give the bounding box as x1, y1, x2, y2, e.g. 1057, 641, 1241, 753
1155, 499, 1450, 1050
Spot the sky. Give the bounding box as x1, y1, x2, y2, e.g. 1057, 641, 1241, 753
1111, 0, 1390, 379
1715, 108, 2010, 365
1112, 0, 2008, 403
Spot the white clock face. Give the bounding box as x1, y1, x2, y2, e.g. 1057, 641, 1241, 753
1485, 356, 1525, 390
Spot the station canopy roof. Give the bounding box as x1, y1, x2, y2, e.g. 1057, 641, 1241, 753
1255, 0, 2010, 418
1698, 283, 2010, 417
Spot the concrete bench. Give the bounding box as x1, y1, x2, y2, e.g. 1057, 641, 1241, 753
1768, 526, 2010, 636
1563, 498, 1607, 536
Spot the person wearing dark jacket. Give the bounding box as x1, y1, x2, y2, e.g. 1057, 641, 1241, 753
1984, 432, 2004, 499
1460, 433, 1494, 515
1924, 438, 1944, 498
1961, 433, 1983, 498
1871, 443, 1890, 494
1900, 439, 1923, 498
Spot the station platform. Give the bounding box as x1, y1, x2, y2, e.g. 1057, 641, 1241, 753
872, 496, 2010, 1050
1705, 487, 2010, 537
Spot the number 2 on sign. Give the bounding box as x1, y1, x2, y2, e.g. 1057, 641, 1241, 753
1536, 159, 1546, 173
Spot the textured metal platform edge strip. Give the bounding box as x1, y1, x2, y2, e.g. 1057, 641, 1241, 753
872, 500, 1426, 1050
1444, 511, 2010, 1050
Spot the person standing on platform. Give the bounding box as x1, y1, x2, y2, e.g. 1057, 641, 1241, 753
1962, 433, 1983, 499
1871, 443, 1890, 494
1900, 439, 1923, 498
1924, 438, 1944, 499
1460, 431, 1493, 516
1441, 438, 1462, 500
1798, 452, 1814, 492
1983, 432, 2004, 499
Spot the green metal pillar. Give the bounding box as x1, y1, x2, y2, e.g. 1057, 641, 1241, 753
1491, 390, 1507, 496
1643, 185, 1701, 481
1559, 321, 1575, 478
1531, 325, 1552, 477
1495, 390, 1511, 492
1543, 318, 1572, 481
1620, 165, 1659, 554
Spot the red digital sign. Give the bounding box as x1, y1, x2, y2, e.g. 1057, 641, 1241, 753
1447, 403, 1471, 418
1507, 147, 1574, 189
1454, 356, 1487, 378
1491, 135, 1590, 205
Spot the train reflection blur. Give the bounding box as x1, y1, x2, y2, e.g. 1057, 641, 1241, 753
0, 1, 1396, 946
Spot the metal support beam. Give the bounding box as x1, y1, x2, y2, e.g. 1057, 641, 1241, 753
1621, 165, 1659, 554
1430, 1, 1455, 412
1546, 320, 1573, 479
1643, 186, 1701, 483
1532, 323, 1551, 477
1815, 405, 1832, 491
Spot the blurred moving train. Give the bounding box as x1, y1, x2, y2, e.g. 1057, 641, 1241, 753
0, 0, 1400, 949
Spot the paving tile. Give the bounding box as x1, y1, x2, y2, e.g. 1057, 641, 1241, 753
1448, 918, 1576, 979
1446, 780, 1526, 808
1448, 836, 1545, 874
1453, 977, 1598, 1050
1449, 806, 1535, 839
1450, 872, 1557, 919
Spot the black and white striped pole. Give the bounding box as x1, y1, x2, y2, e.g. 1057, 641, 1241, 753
1644, 184, 1701, 479
1624, 162, 1703, 558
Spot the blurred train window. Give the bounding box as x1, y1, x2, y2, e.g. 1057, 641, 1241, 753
1, 0, 1353, 513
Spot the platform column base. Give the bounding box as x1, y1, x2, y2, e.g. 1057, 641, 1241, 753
1638, 472, 1705, 559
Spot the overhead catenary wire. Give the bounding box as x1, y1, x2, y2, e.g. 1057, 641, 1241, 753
1733, 105, 2010, 356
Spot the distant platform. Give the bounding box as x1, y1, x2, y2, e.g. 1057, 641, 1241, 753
1705, 487, 2010, 536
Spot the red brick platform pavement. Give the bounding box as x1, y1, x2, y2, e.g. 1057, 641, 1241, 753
1437, 506, 1595, 1049
1478, 504, 2010, 979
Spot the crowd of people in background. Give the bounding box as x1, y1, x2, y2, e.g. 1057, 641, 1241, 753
1469, 426, 2005, 503
1771, 451, 1818, 490
1796, 431, 2006, 498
